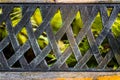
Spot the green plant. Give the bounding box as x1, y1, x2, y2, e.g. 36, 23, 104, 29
0, 7, 120, 68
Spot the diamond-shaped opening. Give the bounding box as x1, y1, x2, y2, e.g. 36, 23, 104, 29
79, 36, 90, 56
24, 48, 36, 64
30, 7, 43, 31
45, 50, 57, 66
37, 32, 49, 50
0, 22, 8, 41
71, 11, 83, 37
0, 7, 2, 15
50, 9, 63, 34
99, 38, 110, 57
11, 61, 21, 68
91, 12, 103, 39
3, 43, 14, 59
66, 53, 77, 67
107, 8, 113, 17
107, 56, 119, 70
58, 33, 70, 53
17, 27, 28, 46
10, 7, 22, 27
87, 56, 98, 68
111, 13, 120, 38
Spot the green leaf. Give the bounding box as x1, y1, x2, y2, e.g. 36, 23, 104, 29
50, 10, 63, 34
71, 11, 83, 36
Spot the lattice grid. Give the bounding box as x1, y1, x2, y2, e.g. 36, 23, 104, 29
0, 3, 120, 71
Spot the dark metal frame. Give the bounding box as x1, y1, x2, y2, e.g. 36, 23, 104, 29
0, 3, 120, 72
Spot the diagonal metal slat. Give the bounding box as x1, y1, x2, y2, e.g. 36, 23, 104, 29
0, 4, 120, 71
74, 6, 119, 69
26, 20, 49, 69
7, 6, 38, 67
7, 6, 57, 67
29, 6, 78, 69
46, 25, 68, 69
0, 52, 9, 69
51, 6, 98, 69
97, 6, 120, 69
6, 16, 29, 69
0, 6, 36, 52
66, 26, 88, 69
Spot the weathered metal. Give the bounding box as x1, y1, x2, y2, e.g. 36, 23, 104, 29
0, 3, 120, 71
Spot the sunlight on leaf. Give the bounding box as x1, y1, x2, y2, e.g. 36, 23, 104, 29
91, 12, 103, 38
50, 10, 63, 34
17, 27, 28, 45
0, 7, 2, 14
71, 11, 83, 37
30, 8, 43, 27
111, 13, 120, 38
10, 7, 22, 27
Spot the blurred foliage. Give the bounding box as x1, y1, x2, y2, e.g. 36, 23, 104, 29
71, 11, 83, 37
0, 7, 120, 68
111, 14, 120, 38
91, 12, 103, 38
66, 54, 77, 67
0, 8, 7, 41
50, 10, 63, 34
0, 22, 7, 41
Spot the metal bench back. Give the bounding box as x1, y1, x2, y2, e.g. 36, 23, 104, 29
0, 3, 120, 71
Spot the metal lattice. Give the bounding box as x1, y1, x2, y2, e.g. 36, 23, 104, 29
0, 3, 120, 71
